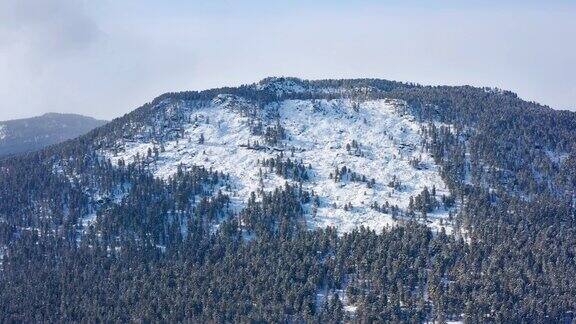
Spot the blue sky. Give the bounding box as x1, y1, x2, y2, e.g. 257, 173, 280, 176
0, 0, 574, 120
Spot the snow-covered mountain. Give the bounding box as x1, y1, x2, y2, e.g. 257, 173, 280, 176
97, 78, 456, 234
5, 77, 573, 244
0, 113, 107, 157
3, 77, 576, 322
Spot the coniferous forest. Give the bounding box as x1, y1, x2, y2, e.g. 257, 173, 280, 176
1, 78, 575, 322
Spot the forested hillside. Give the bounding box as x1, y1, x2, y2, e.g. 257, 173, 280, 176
0, 78, 574, 322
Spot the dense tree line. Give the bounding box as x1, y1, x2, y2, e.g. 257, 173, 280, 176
2, 192, 574, 322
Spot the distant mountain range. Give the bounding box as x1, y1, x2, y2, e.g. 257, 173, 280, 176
0, 113, 107, 157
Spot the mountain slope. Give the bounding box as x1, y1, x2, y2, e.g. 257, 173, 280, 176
0, 113, 107, 157
100, 95, 453, 234
0, 77, 575, 322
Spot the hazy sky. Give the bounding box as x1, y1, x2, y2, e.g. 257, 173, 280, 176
0, 0, 574, 121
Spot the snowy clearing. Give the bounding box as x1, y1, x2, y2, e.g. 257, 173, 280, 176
101, 96, 454, 234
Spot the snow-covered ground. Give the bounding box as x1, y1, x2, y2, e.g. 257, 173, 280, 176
101, 96, 454, 234
0, 124, 6, 141
0, 245, 5, 266
316, 287, 358, 315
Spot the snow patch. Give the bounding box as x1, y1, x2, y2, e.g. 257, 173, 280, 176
545, 149, 569, 165
101, 98, 455, 234
81, 212, 97, 228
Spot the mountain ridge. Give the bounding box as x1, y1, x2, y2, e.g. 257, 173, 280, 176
0, 112, 107, 157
